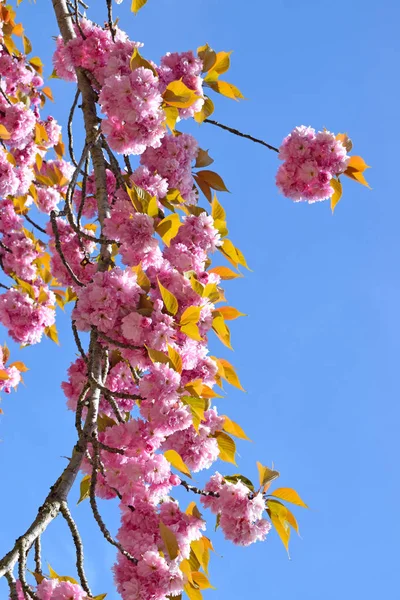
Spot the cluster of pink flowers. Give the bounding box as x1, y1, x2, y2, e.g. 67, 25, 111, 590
140, 133, 199, 203
13, 578, 88, 600
157, 51, 204, 118
0, 285, 55, 345
0, 28, 64, 348
53, 19, 206, 157
201, 473, 271, 546
276, 126, 349, 202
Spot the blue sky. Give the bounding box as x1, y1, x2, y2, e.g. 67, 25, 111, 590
1, 0, 399, 598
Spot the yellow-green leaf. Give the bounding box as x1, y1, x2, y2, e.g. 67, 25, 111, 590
130, 47, 157, 76
194, 96, 214, 124
158, 280, 178, 315
147, 196, 159, 218
192, 572, 215, 590
269, 487, 308, 508
214, 357, 245, 391
180, 306, 202, 326
197, 44, 217, 73
159, 521, 179, 560
184, 583, 203, 600
93, 595, 107, 600
167, 345, 183, 373
44, 324, 59, 345
212, 313, 232, 349
223, 416, 251, 441
164, 106, 179, 132
156, 213, 182, 246
163, 80, 199, 109
132, 264, 151, 292
269, 511, 291, 555
206, 80, 244, 100
181, 322, 202, 342
330, 178, 342, 214
211, 194, 226, 221
146, 347, 173, 369
257, 462, 280, 488
164, 449, 192, 478
215, 431, 236, 464
131, 0, 147, 13
212, 51, 232, 75
196, 170, 229, 192
78, 475, 91, 504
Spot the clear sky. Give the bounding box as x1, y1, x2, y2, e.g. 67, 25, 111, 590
1, 0, 399, 598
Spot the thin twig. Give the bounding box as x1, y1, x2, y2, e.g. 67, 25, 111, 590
68, 88, 81, 167
24, 215, 47, 235
89, 375, 141, 401
34, 538, 42, 575
123, 155, 133, 175
72, 318, 88, 363
180, 479, 220, 498
105, 0, 116, 41
97, 331, 140, 351
204, 118, 280, 153
89, 450, 138, 564
50, 211, 84, 287
60, 502, 92, 596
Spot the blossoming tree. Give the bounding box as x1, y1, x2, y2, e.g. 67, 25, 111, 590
0, 0, 370, 599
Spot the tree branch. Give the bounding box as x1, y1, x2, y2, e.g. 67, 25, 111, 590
60, 502, 91, 596
204, 118, 280, 153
